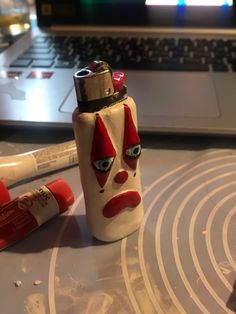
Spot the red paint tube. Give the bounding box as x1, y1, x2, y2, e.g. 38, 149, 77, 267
0, 178, 74, 250
0, 180, 11, 206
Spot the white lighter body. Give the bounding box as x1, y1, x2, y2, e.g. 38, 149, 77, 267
72, 61, 143, 242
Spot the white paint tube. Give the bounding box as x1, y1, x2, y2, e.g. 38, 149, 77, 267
0, 140, 78, 187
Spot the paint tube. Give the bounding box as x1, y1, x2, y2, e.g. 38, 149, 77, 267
0, 140, 78, 187
0, 178, 74, 250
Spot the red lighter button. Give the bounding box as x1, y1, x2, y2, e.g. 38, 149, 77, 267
112, 72, 126, 92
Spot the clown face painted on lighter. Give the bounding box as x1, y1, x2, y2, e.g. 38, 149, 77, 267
72, 61, 143, 242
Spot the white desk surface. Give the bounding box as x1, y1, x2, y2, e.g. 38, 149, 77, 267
1, 128, 236, 314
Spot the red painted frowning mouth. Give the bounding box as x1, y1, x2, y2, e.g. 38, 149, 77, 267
103, 191, 141, 218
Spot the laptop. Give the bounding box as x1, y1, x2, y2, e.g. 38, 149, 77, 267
0, 0, 236, 135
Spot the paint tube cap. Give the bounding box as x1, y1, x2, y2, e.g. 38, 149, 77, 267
46, 178, 74, 213
0, 180, 11, 206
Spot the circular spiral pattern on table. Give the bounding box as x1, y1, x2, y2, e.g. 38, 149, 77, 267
49, 149, 236, 313
121, 149, 236, 314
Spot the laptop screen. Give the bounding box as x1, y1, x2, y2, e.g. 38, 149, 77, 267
36, 0, 236, 28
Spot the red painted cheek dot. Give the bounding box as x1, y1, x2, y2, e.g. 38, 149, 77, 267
114, 170, 128, 184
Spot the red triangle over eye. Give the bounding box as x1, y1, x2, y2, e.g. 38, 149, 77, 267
123, 104, 141, 170
91, 114, 116, 187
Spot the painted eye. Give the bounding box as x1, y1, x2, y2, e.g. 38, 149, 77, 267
125, 144, 141, 159
93, 157, 115, 172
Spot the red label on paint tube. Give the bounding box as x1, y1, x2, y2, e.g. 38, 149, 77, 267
0, 199, 38, 249
0, 178, 74, 250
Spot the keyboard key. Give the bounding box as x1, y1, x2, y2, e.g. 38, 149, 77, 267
161, 57, 180, 64
57, 54, 76, 61
31, 42, 52, 49
32, 60, 54, 68
113, 61, 209, 71
178, 38, 194, 48
19, 53, 56, 60
154, 63, 209, 71
26, 48, 51, 54
10, 59, 32, 67
34, 35, 51, 43
182, 57, 202, 65
231, 63, 236, 72
212, 63, 228, 72
54, 61, 75, 68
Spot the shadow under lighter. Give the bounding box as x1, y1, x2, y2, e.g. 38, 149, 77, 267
72, 60, 144, 242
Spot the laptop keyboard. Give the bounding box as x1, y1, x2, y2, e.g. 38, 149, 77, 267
10, 35, 236, 72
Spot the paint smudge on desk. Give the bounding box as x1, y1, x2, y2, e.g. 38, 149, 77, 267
21, 257, 31, 273
24, 293, 46, 314
54, 274, 132, 313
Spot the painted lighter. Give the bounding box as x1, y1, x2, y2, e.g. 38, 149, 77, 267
72, 60, 143, 242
